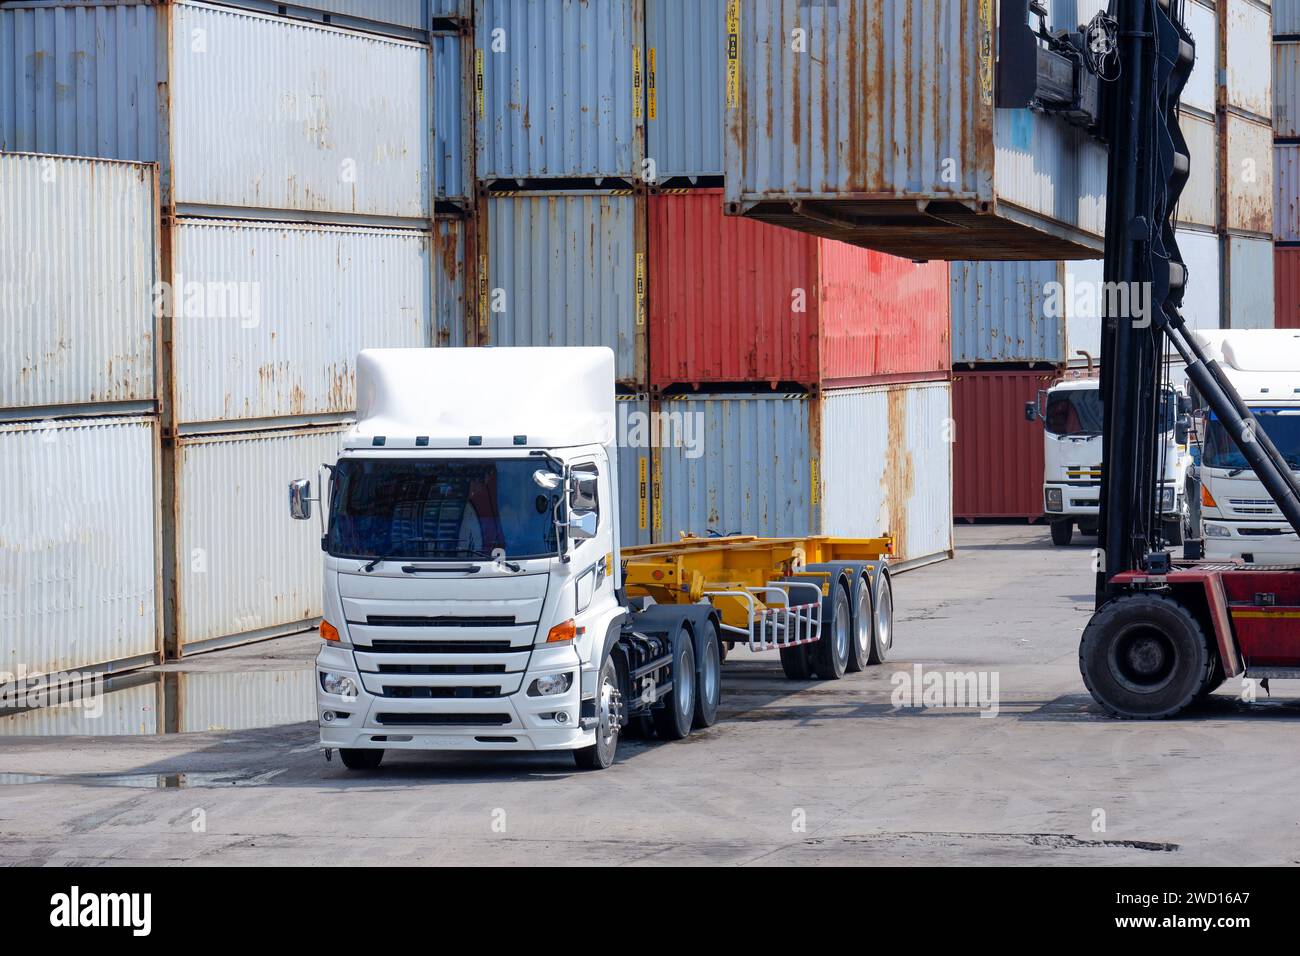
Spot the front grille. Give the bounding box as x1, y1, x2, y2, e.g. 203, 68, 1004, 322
363, 639, 515, 654
377, 663, 507, 674
375, 712, 511, 727
381, 685, 502, 699
1240, 528, 1286, 537
366, 615, 515, 628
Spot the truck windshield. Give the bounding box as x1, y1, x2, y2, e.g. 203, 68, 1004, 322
1044, 388, 1176, 437
1203, 410, 1300, 472
327, 458, 562, 561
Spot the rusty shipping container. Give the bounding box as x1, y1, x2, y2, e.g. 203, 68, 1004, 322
648, 190, 950, 388
1222, 113, 1274, 236
952, 369, 1057, 521
723, 0, 1109, 260
1221, 0, 1273, 121
1274, 40, 1300, 138
1276, 144, 1300, 241
1276, 247, 1300, 330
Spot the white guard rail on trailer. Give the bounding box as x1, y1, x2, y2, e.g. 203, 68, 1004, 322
703, 581, 824, 651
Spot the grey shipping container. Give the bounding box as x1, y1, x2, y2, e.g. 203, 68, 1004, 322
212, 0, 431, 35
1221, 0, 1272, 122
433, 32, 472, 203
949, 261, 1068, 366
1276, 40, 1300, 137
475, 0, 643, 182
479, 191, 646, 386
1276, 144, 1300, 241
724, 0, 1108, 260
1279, 0, 1300, 35
434, 215, 472, 347
616, 393, 654, 547
646, 0, 725, 180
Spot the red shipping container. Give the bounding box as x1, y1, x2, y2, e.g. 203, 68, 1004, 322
1276, 248, 1300, 330
649, 190, 950, 388
952, 369, 1059, 520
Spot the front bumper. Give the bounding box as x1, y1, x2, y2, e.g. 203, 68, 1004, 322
315, 643, 593, 752
1203, 524, 1300, 565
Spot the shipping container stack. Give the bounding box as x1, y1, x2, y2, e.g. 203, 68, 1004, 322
1, 0, 458, 662
1276, 0, 1300, 326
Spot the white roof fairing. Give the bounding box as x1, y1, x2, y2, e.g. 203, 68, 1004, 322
346, 347, 617, 450
1193, 331, 1300, 404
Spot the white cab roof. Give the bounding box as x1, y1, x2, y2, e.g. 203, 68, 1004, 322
345, 347, 616, 450
1193, 330, 1300, 403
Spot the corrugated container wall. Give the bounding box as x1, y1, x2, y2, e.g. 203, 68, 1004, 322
170, 2, 430, 217
1225, 236, 1276, 328
178, 670, 315, 732
1277, 0, 1300, 35
648, 190, 949, 387
1223, 0, 1273, 120
1183, 0, 1218, 114
1275, 40, 1300, 137
724, 0, 1108, 260
169, 219, 431, 426
1276, 144, 1300, 240
432, 0, 471, 19
476, 0, 642, 182
1178, 113, 1219, 229
0, 2, 162, 162
0, 417, 160, 677
433, 32, 471, 203
1222, 113, 1274, 235
434, 216, 471, 347
175, 425, 347, 653
952, 370, 1053, 520
215, 0, 431, 32
616, 393, 654, 547
949, 261, 1066, 365
0, 678, 158, 737
646, 0, 725, 179
481, 191, 645, 386
1178, 229, 1223, 330
1, 152, 157, 411
1276, 248, 1300, 329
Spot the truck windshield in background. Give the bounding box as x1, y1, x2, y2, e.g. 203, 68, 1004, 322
327, 458, 562, 561
1203, 410, 1300, 473
1045, 388, 1176, 438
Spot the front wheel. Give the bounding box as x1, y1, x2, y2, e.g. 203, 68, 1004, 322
338, 748, 384, 771
574, 656, 623, 770
1051, 519, 1074, 546
1079, 593, 1212, 719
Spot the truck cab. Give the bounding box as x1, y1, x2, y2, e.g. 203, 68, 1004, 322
1191, 330, 1300, 564
1031, 375, 1191, 547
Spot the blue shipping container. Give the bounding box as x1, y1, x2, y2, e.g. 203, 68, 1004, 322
646, 0, 725, 180
433, 32, 471, 202
949, 261, 1067, 365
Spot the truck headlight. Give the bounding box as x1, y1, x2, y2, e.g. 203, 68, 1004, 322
527, 672, 573, 697
1159, 487, 1176, 512
1045, 488, 1063, 513
1204, 523, 1232, 539
320, 672, 359, 699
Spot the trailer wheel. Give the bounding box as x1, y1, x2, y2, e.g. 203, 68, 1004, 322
811, 579, 851, 680
653, 631, 696, 740
574, 656, 623, 770
339, 749, 384, 771
1051, 520, 1074, 546
779, 644, 812, 680
1079, 594, 1212, 719
868, 567, 894, 665
847, 572, 874, 673
693, 620, 722, 729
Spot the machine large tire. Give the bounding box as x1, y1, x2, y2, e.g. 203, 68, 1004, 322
1079, 594, 1213, 719
339, 748, 384, 771
779, 644, 812, 680
574, 655, 623, 770
846, 571, 874, 673
693, 620, 722, 729
810, 578, 851, 680
653, 631, 696, 740
868, 566, 894, 665
1051, 520, 1074, 547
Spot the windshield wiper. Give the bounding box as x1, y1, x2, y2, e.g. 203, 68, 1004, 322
433, 547, 523, 572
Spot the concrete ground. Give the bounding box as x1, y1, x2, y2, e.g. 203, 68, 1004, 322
2, 524, 1298, 866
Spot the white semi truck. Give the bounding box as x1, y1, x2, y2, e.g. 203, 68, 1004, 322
1028, 374, 1192, 547
1190, 330, 1300, 564
288, 348, 894, 771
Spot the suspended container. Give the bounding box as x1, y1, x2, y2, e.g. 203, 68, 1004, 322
478, 191, 646, 387
169, 219, 432, 427
434, 215, 472, 347
951, 369, 1057, 520
0, 417, 161, 680
723, 0, 1108, 260
1275, 247, 1300, 330
645, 0, 726, 180
649, 190, 949, 387
651, 384, 954, 566
475, 0, 643, 182
0, 152, 158, 413
174, 424, 348, 654
433, 31, 472, 204
1224, 236, 1275, 328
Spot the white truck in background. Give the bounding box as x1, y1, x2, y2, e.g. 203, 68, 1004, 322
1027, 372, 1193, 547
1190, 330, 1300, 564
287, 348, 895, 772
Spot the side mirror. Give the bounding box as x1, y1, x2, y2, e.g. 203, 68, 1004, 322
1024, 401, 1038, 423
533, 469, 563, 490
567, 509, 597, 541
1176, 414, 1191, 446
289, 478, 312, 520
570, 473, 599, 511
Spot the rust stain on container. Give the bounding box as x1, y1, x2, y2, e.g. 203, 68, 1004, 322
883, 388, 914, 560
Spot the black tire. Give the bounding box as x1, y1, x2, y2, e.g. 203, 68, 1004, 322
338, 748, 384, 771
846, 571, 874, 673
574, 656, 623, 770
811, 579, 851, 680
779, 643, 812, 679
652, 631, 695, 740
1079, 594, 1213, 719
693, 620, 722, 729
868, 566, 894, 665
1051, 519, 1074, 546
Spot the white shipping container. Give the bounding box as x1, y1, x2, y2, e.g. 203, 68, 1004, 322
170, 219, 431, 424
1183, 0, 1217, 114
0, 153, 157, 411
1222, 0, 1273, 121
176, 425, 346, 652
0, 679, 159, 737
1177, 113, 1218, 230
178, 670, 315, 732
170, 1, 429, 218
1179, 229, 1223, 331
1224, 235, 1276, 329
1222, 113, 1274, 236
0, 417, 160, 678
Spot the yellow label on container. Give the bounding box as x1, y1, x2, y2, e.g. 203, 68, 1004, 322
477, 254, 488, 330
638, 457, 648, 530
726, 0, 740, 108
633, 47, 643, 120
635, 252, 646, 327
475, 48, 484, 117
810, 459, 820, 507
647, 47, 658, 121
